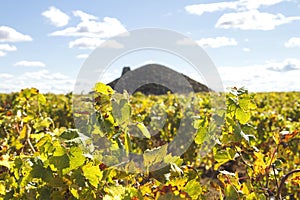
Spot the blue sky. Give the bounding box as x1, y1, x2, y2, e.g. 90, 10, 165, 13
1, 0, 300, 93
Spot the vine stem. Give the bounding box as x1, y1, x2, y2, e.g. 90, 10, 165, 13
276, 169, 300, 200
265, 145, 278, 191
25, 124, 36, 153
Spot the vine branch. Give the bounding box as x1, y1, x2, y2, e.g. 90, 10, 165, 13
276, 169, 300, 199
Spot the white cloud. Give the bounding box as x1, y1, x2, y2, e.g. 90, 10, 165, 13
185, 0, 286, 16
185, 0, 296, 31
266, 58, 300, 72
50, 16, 127, 38
176, 38, 196, 46
0, 51, 6, 57
48, 10, 127, 50
0, 73, 14, 79
73, 10, 98, 21
239, 0, 286, 10
216, 10, 300, 30
196, 37, 238, 48
185, 2, 238, 16
242, 47, 251, 52
0, 44, 17, 51
76, 54, 89, 59
69, 37, 104, 49
0, 44, 16, 57
0, 70, 74, 93
0, 26, 32, 42
69, 37, 123, 49
23, 70, 69, 80
14, 60, 46, 67
42, 6, 70, 27
218, 58, 300, 92
285, 37, 300, 48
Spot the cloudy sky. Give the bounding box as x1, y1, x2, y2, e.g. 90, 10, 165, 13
1, 0, 300, 93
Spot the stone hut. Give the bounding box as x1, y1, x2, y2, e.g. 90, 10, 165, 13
108, 64, 210, 95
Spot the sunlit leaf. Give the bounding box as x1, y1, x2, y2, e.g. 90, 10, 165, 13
235, 107, 251, 124
82, 162, 103, 188
214, 148, 236, 170
94, 82, 114, 95
144, 145, 168, 168
183, 179, 202, 199
137, 122, 151, 139
70, 187, 79, 199
195, 127, 207, 145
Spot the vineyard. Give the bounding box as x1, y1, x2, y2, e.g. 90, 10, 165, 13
0, 84, 300, 199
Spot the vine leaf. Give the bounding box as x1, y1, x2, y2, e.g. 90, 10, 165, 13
137, 122, 151, 139
94, 82, 114, 95
183, 179, 202, 199
144, 145, 168, 169
82, 163, 103, 188
235, 107, 251, 124
214, 148, 236, 170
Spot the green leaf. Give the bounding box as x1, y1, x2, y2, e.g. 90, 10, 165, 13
164, 154, 183, 166
37, 93, 46, 105
31, 163, 53, 182
233, 124, 254, 144
225, 185, 239, 200
52, 140, 66, 156
70, 169, 86, 187
183, 179, 202, 199
235, 107, 251, 124
214, 148, 236, 170
49, 154, 70, 171
13, 157, 22, 179
82, 163, 103, 188
137, 123, 151, 139
239, 97, 256, 111
124, 131, 132, 155
120, 100, 131, 123
112, 101, 122, 123
33, 118, 52, 131
36, 134, 52, 148
144, 145, 168, 168
227, 97, 238, 116
195, 127, 207, 145
60, 129, 80, 140
63, 147, 86, 174
51, 191, 65, 200
37, 187, 51, 200
246, 192, 266, 200
112, 99, 131, 125
104, 185, 125, 198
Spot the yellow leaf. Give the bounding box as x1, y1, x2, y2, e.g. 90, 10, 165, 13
82, 163, 102, 188
291, 175, 300, 186
0, 154, 11, 169
0, 181, 5, 195
70, 188, 79, 199
253, 152, 267, 176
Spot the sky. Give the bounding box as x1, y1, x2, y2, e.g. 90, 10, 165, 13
1, 0, 300, 93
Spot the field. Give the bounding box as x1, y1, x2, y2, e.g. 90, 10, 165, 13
0, 84, 300, 199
